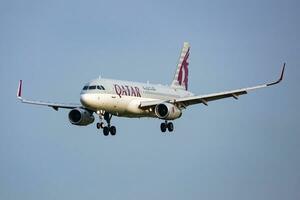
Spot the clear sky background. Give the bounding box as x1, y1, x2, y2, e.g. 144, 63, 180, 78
1, 0, 299, 199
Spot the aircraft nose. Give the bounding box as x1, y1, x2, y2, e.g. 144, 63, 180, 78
80, 94, 90, 106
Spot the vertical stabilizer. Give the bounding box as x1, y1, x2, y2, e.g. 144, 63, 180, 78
171, 42, 190, 90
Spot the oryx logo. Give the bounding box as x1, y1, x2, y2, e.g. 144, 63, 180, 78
177, 48, 189, 90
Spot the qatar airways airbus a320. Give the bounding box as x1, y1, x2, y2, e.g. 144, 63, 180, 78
17, 42, 285, 136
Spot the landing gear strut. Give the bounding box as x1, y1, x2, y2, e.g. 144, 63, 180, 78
96, 111, 117, 136
160, 121, 174, 132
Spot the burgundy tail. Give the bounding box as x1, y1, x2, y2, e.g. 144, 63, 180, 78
171, 42, 190, 90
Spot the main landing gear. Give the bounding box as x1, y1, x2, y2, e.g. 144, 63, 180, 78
96, 112, 116, 136
160, 121, 174, 133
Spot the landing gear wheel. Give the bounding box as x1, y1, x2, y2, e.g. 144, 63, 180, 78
110, 126, 116, 135
167, 122, 174, 132
96, 122, 104, 129
160, 123, 167, 132
103, 127, 109, 136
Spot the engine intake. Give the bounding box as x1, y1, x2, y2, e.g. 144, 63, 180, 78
68, 108, 94, 126
155, 103, 182, 120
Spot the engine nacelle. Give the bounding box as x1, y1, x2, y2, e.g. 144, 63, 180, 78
155, 103, 182, 120
68, 108, 94, 126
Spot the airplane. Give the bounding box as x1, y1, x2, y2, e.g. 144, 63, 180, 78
17, 42, 285, 136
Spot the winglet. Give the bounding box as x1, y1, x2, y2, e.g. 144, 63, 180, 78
17, 80, 23, 100
267, 63, 286, 86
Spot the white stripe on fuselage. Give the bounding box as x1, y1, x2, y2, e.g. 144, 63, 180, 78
80, 78, 193, 117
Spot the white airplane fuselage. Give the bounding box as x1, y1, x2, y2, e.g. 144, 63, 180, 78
80, 78, 193, 118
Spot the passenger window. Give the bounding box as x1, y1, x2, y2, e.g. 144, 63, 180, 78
89, 85, 96, 90
83, 86, 88, 90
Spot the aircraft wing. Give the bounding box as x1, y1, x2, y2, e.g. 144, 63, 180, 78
140, 64, 285, 109
16, 80, 82, 111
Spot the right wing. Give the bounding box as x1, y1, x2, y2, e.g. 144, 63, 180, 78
140, 63, 285, 109
16, 80, 82, 111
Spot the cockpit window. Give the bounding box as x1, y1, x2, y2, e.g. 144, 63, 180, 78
84, 85, 105, 91
88, 85, 96, 90
97, 85, 105, 90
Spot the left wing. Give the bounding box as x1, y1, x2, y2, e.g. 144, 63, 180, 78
16, 80, 82, 111
140, 63, 285, 108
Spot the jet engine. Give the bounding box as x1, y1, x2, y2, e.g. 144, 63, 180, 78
68, 108, 94, 126
155, 103, 182, 120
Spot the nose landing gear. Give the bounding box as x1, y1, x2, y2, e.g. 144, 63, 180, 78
160, 121, 174, 133
96, 122, 105, 129
96, 111, 117, 136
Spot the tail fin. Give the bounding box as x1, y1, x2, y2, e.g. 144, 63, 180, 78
171, 42, 190, 90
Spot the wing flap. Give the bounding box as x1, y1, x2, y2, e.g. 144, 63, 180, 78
20, 99, 81, 110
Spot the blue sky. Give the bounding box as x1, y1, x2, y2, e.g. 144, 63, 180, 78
1, 0, 299, 199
